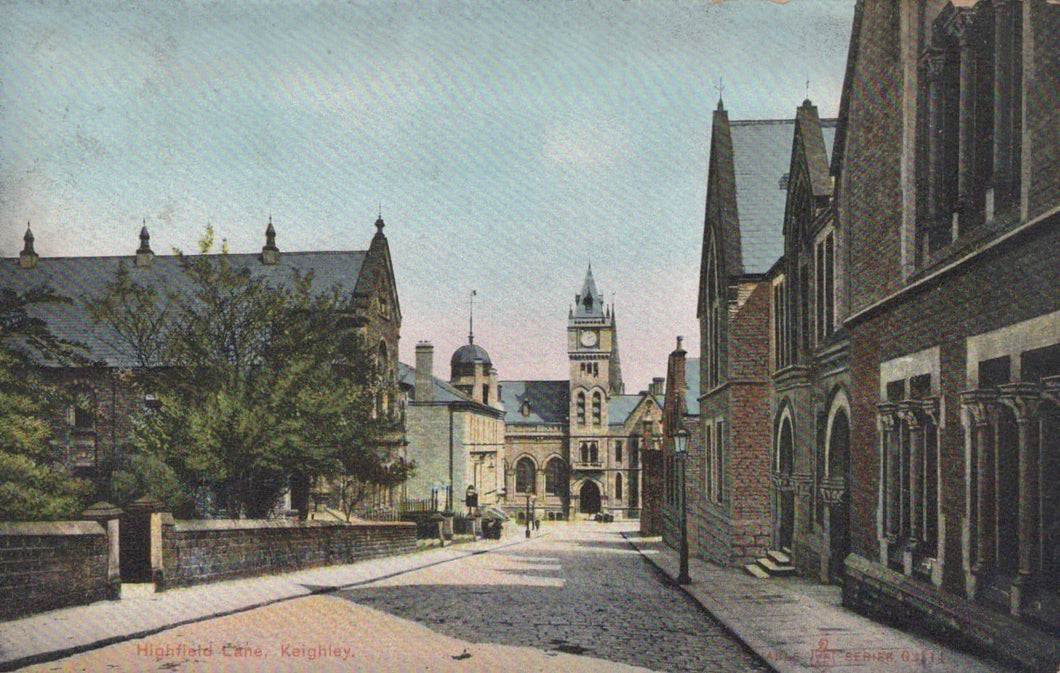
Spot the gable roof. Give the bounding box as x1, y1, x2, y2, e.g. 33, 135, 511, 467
499, 380, 569, 426
1, 249, 368, 368
729, 118, 837, 275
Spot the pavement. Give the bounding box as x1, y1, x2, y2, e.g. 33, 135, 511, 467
624, 532, 1020, 673
0, 521, 1019, 672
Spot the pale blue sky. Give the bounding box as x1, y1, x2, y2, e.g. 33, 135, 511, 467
0, 0, 855, 392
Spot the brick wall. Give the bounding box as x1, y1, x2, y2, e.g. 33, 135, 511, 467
0, 521, 109, 621
161, 518, 416, 589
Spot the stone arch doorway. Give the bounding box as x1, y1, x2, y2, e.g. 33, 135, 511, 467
825, 407, 850, 583
776, 415, 795, 552
579, 481, 601, 515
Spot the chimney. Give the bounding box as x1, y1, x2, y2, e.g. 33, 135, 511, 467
415, 341, 434, 402
19, 225, 39, 269
650, 376, 665, 398
135, 224, 154, 267
261, 217, 279, 265
670, 335, 688, 412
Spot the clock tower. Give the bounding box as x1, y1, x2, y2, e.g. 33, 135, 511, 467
568, 265, 624, 414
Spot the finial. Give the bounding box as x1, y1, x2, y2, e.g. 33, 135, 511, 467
375, 211, 385, 232
715, 77, 726, 110
20, 223, 39, 269
23, 223, 34, 247
468, 289, 477, 345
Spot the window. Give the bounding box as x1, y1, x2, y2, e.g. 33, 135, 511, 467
615, 441, 623, 463
915, 3, 1021, 263
815, 231, 835, 344
703, 231, 723, 388
515, 457, 536, 494
878, 376, 939, 577
544, 458, 567, 496
576, 391, 586, 425
716, 421, 725, 503
615, 474, 623, 501
773, 276, 789, 369
591, 392, 602, 426
629, 472, 639, 508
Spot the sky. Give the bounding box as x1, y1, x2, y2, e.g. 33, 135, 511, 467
0, 0, 855, 393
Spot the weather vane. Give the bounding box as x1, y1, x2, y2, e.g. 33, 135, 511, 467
468, 289, 477, 344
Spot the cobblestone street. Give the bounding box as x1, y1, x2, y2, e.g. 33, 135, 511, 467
337, 522, 768, 672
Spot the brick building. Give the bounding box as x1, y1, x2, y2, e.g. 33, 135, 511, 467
767, 99, 847, 583
830, 2, 1060, 669
686, 100, 836, 567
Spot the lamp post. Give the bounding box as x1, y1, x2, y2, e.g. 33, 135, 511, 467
674, 427, 691, 585
525, 493, 533, 538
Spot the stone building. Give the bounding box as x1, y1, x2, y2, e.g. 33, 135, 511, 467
500, 267, 661, 521
2, 217, 403, 514
398, 339, 506, 513
653, 338, 699, 542
826, 1, 1060, 669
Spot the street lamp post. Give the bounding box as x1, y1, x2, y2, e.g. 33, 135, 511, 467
674, 427, 691, 585
525, 492, 533, 538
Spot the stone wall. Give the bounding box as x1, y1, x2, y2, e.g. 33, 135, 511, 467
0, 521, 110, 621
160, 518, 416, 589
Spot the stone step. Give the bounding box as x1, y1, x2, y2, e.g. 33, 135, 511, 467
756, 557, 797, 576
743, 563, 771, 579
767, 549, 792, 566
120, 582, 156, 599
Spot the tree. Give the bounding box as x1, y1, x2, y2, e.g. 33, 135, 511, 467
0, 289, 91, 521
90, 226, 407, 518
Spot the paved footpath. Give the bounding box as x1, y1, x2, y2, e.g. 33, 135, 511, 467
625, 532, 1021, 673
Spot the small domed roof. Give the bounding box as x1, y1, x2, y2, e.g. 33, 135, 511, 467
451, 343, 492, 368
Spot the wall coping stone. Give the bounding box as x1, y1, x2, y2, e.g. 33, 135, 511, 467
0, 521, 106, 536
171, 519, 415, 533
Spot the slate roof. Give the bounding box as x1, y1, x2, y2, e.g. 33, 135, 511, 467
397, 362, 472, 405
729, 118, 837, 275
0, 250, 367, 368
499, 380, 569, 426
608, 394, 646, 428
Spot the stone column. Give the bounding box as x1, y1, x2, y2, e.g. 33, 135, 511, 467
82, 502, 123, 600
961, 389, 998, 596
897, 402, 924, 574
877, 403, 900, 563
999, 382, 1040, 616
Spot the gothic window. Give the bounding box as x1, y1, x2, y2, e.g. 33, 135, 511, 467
615, 473, 623, 501
773, 276, 789, 370
916, 3, 1020, 264
515, 457, 536, 494
815, 231, 835, 344
544, 458, 567, 496
704, 231, 723, 388
591, 391, 602, 426
615, 441, 623, 463
715, 421, 725, 503
589, 441, 599, 463
576, 391, 586, 425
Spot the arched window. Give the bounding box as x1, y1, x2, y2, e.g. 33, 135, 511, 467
615, 473, 623, 501
576, 391, 586, 425
516, 457, 536, 494
376, 341, 390, 417
589, 441, 599, 463
591, 391, 602, 426
545, 458, 567, 496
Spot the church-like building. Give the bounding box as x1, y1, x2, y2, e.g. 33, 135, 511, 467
499, 267, 662, 522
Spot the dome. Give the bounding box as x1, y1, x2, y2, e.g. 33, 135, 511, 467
451, 343, 492, 369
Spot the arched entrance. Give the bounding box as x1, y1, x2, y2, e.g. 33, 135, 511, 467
826, 407, 850, 583
776, 416, 795, 551
579, 481, 601, 515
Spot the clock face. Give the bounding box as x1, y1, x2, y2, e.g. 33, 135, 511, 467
580, 330, 598, 347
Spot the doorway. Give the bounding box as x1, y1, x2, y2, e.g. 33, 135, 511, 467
579, 481, 601, 515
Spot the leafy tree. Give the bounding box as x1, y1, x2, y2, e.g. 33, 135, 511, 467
84, 262, 172, 369
0, 289, 91, 520
90, 226, 407, 518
